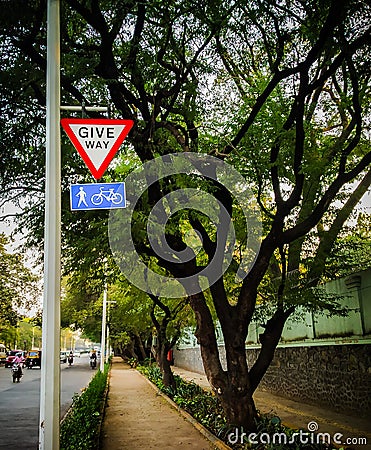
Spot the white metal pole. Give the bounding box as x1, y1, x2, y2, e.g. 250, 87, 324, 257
39, 1, 61, 449
106, 301, 115, 362
106, 323, 110, 363
105, 302, 110, 364
100, 283, 107, 372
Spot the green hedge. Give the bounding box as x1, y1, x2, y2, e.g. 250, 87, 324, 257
60, 363, 109, 450
137, 364, 226, 437
137, 364, 341, 450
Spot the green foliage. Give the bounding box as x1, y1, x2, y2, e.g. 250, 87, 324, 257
322, 213, 371, 280
0, 234, 40, 338
4, 319, 43, 351
61, 271, 105, 341
127, 357, 138, 368
138, 364, 337, 449
137, 363, 226, 432
60, 363, 109, 450
1, 0, 371, 430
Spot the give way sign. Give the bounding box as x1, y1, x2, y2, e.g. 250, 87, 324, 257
61, 118, 134, 179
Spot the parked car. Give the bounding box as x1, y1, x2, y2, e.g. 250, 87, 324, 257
60, 351, 67, 363
5, 350, 26, 368
73, 350, 80, 358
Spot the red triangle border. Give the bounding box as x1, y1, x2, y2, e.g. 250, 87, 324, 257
61, 118, 134, 179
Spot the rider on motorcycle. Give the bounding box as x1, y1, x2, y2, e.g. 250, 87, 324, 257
13, 352, 24, 367
12, 353, 24, 380
89, 350, 97, 368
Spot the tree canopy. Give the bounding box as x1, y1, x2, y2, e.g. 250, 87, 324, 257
0, 0, 370, 430
0, 234, 40, 342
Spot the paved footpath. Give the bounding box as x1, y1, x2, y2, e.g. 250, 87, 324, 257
100, 358, 222, 449
101, 358, 370, 450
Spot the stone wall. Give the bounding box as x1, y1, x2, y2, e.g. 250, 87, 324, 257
173, 346, 206, 374
173, 343, 371, 417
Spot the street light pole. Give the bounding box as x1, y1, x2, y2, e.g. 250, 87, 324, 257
39, 1, 61, 449
106, 312, 110, 364
106, 301, 116, 363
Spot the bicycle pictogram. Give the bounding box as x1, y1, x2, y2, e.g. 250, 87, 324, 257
91, 186, 123, 205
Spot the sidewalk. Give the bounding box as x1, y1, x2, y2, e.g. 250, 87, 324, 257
101, 358, 371, 450
100, 358, 225, 449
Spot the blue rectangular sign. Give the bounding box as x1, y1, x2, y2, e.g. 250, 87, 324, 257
70, 182, 126, 211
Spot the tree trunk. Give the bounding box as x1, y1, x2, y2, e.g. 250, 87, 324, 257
219, 389, 257, 431
148, 295, 177, 388
157, 342, 175, 388
189, 292, 258, 430
222, 335, 258, 430
127, 338, 138, 360
134, 332, 147, 361
201, 340, 258, 430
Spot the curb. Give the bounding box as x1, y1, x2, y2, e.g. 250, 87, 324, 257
97, 363, 111, 450
137, 369, 232, 450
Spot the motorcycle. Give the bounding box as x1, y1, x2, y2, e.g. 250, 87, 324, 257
68, 354, 74, 366
90, 357, 97, 369
12, 363, 23, 383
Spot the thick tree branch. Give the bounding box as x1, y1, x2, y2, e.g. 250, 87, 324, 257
308, 169, 371, 285
249, 306, 294, 392
282, 154, 371, 244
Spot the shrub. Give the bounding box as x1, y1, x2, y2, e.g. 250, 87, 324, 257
137, 363, 341, 450
60, 364, 109, 450
137, 364, 226, 436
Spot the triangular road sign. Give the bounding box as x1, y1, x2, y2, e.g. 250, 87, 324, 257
61, 118, 134, 179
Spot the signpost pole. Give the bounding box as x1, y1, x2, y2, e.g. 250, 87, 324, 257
39, 1, 61, 449
100, 283, 107, 372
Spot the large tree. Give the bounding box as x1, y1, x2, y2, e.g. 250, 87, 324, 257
1, 0, 370, 430
0, 234, 40, 343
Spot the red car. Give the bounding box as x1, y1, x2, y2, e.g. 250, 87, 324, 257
5, 350, 26, 368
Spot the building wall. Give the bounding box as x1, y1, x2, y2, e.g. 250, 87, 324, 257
249, 344, 371, 417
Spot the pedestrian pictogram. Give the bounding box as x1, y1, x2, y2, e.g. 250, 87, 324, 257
61, 118, 134, 179
70, 182, 126, 210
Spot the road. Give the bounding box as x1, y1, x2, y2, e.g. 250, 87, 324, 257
0, 354, 97, 449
